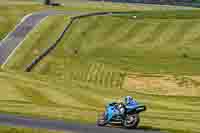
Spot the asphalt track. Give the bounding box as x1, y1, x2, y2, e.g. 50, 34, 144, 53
0, 114, 160, 133
0, 11, 160, 133
0, 11, 87, 66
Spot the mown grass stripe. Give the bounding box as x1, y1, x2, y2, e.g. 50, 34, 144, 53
16, 84, 56, 106
138, 21, 171, 46
166, 20, 196, 45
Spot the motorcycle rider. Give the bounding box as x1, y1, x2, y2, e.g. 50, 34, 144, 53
114, 96, 138, 115
97, 96, 146, 127
113, 96, 138, 119
124, 96, 138, 110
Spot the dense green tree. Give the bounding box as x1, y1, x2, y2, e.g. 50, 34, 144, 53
44, 0, 51, 5
160, 0, 176, 4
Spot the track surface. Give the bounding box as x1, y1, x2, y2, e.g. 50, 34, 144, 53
0, 114, 159, 133
0, 11, 160, 133
0, 11, 87, 66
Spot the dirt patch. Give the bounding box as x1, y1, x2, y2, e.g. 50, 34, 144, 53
0, 16, 7, 23
123, 74, 200, 96
33, 49, 40, 55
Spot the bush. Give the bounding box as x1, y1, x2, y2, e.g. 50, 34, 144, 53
44, 0, 51, 5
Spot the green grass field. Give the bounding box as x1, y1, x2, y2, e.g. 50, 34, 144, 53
1, 1, 200, 133
7, 10, 200, 74
7, 10, 200, 91
1, 0, 198, 40
0, 70, 200, 133
58, 12, 200, 75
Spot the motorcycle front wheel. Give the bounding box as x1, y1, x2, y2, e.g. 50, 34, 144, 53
97, 112, 107, 126
122, 114, 140, 129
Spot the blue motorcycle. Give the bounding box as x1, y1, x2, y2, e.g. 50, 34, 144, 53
97, 101, 146, 128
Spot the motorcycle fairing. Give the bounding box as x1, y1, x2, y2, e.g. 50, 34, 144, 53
105, 102, 121, 122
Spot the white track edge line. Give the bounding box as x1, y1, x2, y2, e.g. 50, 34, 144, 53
1, 16, 49, 69
0, 13, 33, 46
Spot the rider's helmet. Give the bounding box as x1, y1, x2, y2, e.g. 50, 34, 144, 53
124, 96, 133, 105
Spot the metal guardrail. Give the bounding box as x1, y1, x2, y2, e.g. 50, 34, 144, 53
25, 17, 74, 72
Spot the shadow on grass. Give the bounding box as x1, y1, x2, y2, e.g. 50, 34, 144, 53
138, 126, 161, 132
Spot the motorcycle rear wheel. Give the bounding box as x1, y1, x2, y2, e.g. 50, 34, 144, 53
122, 114, 140, 129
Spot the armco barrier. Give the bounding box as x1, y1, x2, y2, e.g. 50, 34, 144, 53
26, 8, 200, 72
25, 18, 74, 72
25, 12, 117, 72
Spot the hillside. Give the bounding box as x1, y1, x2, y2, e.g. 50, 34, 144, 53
1, 1, 200, 133
56, 11, 200, 75
0, 70, 199, 133
7, 10, 200, 75
1, 0, 169, 40
6, 10, 200, 95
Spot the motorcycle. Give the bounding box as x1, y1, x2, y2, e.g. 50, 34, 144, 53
97, 101, 146, 128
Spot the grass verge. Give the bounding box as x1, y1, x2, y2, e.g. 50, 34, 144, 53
4, 15, 70, 70
0, 70, 199, 133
